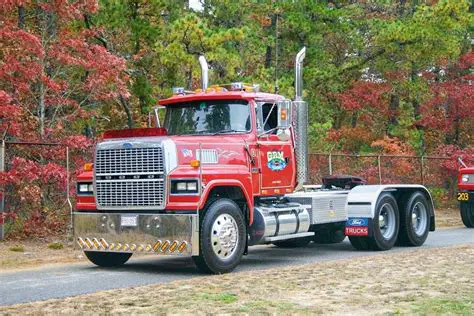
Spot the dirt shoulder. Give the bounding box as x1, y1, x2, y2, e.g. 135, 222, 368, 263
0, 208, 465, 272
0, 239, 85, 272
1, 244, 473, 315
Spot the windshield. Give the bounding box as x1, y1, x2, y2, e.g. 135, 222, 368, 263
164, 100, 251, 135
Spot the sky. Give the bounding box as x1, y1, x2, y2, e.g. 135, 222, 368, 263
189, 0, 204, 12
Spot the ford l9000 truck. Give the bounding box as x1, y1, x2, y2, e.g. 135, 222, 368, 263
74, 48, 435, 273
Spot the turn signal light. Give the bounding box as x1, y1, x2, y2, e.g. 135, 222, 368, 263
190, 160, 200, 168
280, 108, 287, 120
83, 163, 94, 171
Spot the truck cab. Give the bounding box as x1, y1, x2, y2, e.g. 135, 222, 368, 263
74, 48, 435, 274
457, 160, 474, 227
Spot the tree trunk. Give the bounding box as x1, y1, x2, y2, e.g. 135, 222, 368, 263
119, 94, 134, 128
387, 94, 399, 135
264, 14, 277, 69
18, 6, 25, 29
39, 82, 45, 137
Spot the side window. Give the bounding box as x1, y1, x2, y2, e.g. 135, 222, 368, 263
261, 103, 278, 132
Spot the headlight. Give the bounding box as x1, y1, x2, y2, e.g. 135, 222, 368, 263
77, 182, 93, 195
171, 179, 199, 194
461, 174, 469, 183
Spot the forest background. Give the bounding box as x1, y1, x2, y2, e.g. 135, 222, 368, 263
0, 0, 472, 238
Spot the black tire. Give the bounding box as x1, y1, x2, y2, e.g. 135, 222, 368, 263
460, 201, 474, 228
272, 237, 312, 248
370, 193, 400, 250
192, 199, 246, 274
313, 229, 346, 244
84, 251, 132, 267
349, 236, 371, 250
398, 192, 431, 246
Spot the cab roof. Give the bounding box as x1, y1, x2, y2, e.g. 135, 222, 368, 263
159, 91, 284, 105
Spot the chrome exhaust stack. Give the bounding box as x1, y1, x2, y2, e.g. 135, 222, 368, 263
293, 47, 308, 189
198, 55, 209, 91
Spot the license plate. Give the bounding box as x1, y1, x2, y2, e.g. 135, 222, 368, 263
121, 215, 138, 227
457, 192, 469, 202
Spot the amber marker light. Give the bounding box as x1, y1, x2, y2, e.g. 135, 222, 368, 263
153, 241, 162, 252
161, 240, 170, 252
83, 163, 94, 171
178, 241, 188, 253
190, 160, 200, 168
169, 241, 178, 252
280, 108, 287, 120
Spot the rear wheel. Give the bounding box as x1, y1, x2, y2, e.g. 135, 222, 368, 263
192, 199, 246, 274
272, 237, 311, 248
84, 251, 132, 267
370, 193, 400, 250
398, 192, 431, 246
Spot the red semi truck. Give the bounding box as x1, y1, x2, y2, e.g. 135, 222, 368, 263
458, 158, 474, 228
74, 48, 435, 273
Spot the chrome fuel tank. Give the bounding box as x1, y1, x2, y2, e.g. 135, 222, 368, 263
249, 204, 310, 245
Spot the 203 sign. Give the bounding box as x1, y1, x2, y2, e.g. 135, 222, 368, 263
457, 192, 469, 202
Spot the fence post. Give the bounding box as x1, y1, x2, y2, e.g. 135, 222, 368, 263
377, 155, 382, 184
66, 146, 73, 236
420, 156, 425, 185
328, 152, 332, 175
0, 140, 5, 240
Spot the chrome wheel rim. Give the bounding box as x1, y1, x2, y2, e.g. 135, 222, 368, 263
378, 203, 396, 240
211, 213, 239, 260
411, 201, 428, 237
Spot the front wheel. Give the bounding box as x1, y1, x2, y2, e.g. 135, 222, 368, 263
192, 199, 246, 274
84, 251, 132, 267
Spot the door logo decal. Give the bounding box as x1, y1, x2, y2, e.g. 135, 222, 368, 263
267, 151, 287, 171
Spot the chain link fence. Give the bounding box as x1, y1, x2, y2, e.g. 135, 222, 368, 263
0, 141, 72, 240
0, 148, 459, 240
309, 153, 457, 205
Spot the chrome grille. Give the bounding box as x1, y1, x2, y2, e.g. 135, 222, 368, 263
95, 146, 166, 209
95, 147, 164, 175
95, 180, 165, 207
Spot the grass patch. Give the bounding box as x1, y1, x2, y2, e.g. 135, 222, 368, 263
8, 245, 24, 252
199, 292, 238, 304
47, 242, 64, 250
412, 295, 474, 315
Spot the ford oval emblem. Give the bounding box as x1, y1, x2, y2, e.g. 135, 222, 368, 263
122, 142, 133, 149
350, 219, 364, 226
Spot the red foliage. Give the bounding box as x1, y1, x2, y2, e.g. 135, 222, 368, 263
0, 0, 127, 238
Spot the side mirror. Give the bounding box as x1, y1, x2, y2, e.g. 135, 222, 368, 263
148, 106, 166, 128
277, 100, 291, 141
277, 100, 291, 129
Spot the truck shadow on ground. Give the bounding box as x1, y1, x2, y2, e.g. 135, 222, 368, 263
85, 240, 366, 275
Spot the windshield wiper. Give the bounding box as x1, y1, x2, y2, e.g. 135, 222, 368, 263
212, 129, 247, 135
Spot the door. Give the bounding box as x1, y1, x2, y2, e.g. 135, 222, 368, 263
256, 102, 295, 191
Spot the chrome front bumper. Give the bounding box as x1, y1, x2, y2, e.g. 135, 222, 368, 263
73, 212, 199, 256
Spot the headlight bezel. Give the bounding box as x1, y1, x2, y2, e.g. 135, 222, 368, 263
170, 179, 200, 195
77, 182, 94, 195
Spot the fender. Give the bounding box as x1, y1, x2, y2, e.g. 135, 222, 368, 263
346, 184, 435, 231
199, 179, 254, 225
